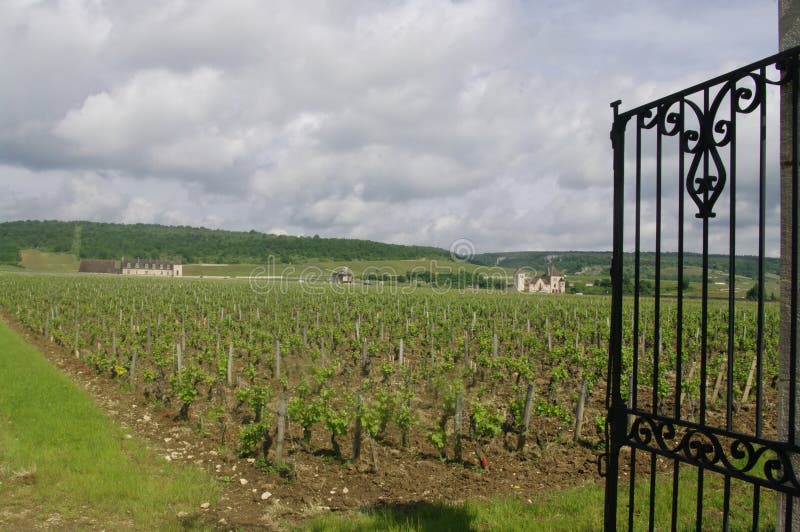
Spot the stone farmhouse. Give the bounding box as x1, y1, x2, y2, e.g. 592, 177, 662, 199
330, 266, 354, 284
514, 266, 566, 294
121, 257, 183, 277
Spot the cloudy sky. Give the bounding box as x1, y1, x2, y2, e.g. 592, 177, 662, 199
0, 0, 780, 254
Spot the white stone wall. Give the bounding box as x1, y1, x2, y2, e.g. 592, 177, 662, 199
515, 272, 526, 292
121, 266, 179, 277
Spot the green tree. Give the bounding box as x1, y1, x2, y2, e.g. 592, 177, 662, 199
746, 283, 760, 301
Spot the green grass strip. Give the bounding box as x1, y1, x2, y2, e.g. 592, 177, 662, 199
296, 467, 777, 531
0, 319, 217, 529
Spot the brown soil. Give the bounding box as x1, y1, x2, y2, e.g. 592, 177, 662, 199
0, 312, 607, 530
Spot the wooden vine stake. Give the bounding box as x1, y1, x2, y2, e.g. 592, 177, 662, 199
517, 381, 535, 455
353, 394, 363, 461
368, 433, 379, 473
176, 343, 182, 375
398, 338, 404, 366
227, 341, 234, 387
454, 391, 464, 462
574, 380, 587, 442
146, 325, 152, 355
361, 339, 370, 376
739, 354, 758, 409
274, 393, 287, 464
710, 360, 727, 404
680, 362, 697, 419
274, 340, 281, 379
627, 372, 635, 432
74, 321, 80, 358
129, 348, 137, 386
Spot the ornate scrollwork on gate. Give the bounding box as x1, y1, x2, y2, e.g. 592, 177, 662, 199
633, 59, 794, 220
627, 413, 800, 494
606, 47, 800, 529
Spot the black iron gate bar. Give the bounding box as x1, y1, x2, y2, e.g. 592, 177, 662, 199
604, 45, 800, 531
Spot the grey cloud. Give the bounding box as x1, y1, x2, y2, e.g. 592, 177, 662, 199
0, 0, 779, 252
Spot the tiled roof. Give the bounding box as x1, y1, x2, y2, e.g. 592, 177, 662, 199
78, 259, 119, 274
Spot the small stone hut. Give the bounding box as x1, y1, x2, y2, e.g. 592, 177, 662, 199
330, 267, 354, 284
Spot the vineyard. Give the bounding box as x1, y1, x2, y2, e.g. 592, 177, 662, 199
0, 273, 781, 517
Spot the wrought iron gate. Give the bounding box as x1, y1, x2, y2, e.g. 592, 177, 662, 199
604, 46, 800, 530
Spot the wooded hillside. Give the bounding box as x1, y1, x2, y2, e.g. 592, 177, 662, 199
0, 220, 450, 265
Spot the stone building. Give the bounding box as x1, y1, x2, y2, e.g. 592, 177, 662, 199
121, 257, 183, 277
514, 266, 566, 294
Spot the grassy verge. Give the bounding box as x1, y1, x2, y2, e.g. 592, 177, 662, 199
295, 467, 776, 531
0, 318, 217, 529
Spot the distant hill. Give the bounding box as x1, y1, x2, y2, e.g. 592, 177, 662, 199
0, 220, 450, 265
473, 250, 781, 279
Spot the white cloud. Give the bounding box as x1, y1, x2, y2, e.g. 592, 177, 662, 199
53, 68, 224, 158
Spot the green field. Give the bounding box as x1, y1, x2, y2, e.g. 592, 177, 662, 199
0, 318, 217, 529
184, 258, 509, 279
18, 249, 79, 272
